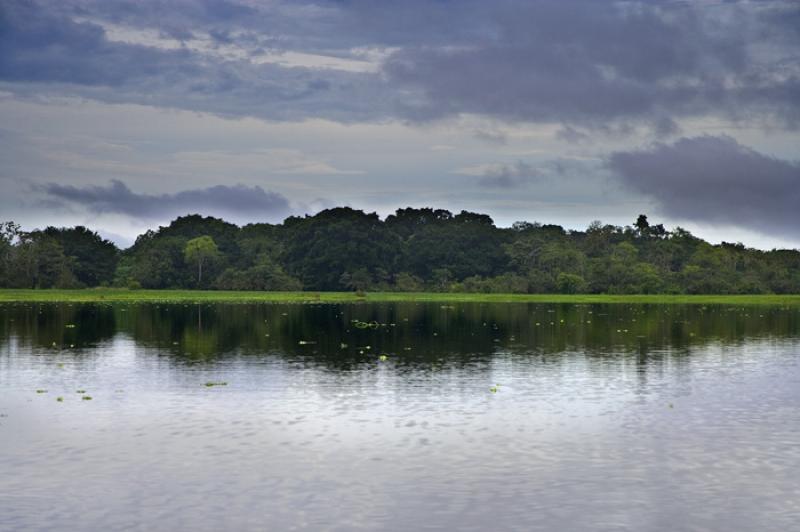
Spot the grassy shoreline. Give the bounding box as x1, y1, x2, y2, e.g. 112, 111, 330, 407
0, 289, 799, 305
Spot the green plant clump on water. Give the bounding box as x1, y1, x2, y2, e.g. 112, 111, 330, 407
353, 319, 380, 329
205, 381, 228, 387
81, 396, 92, 401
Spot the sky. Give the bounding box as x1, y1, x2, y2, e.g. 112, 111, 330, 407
1, 0, 799, 249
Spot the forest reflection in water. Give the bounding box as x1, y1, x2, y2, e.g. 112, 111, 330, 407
2, 301, 800, 531
2, 301, 800, 367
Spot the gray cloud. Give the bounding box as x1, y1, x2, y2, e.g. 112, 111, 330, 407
555, 126, 591, 144
478, 161, 541, 188
382, 1, 800, 129
473, 130, 508, 145
608, 135, 800, 238
38, 180, 292, 221
0, 0, 798, 130
0, 0, 392, 122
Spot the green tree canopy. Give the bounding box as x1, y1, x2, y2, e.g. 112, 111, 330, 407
184, 236, 220, 287
3, 211, 800, 295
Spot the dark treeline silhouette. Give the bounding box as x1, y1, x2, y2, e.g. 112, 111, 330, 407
1, 209, 799, 293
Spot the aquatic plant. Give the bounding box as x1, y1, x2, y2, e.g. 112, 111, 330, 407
352, 319, 380, 329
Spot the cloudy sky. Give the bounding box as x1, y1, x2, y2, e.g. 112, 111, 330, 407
1, 0, 799, 248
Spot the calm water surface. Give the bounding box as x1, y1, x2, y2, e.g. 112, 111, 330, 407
1, 302, 799, 531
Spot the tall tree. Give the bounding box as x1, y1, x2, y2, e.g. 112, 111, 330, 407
634, 214, 650, 238
184, 236, 220, 287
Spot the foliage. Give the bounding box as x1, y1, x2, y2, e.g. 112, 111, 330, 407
556, 272, 587, 294
2, 209, 800, 294
214, 255, 301, 291
184, 235, 220, 287
3, 289, 800, 306
38, 226, 118, 286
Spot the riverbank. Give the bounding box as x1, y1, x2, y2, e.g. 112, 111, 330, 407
1, 289, 799, 305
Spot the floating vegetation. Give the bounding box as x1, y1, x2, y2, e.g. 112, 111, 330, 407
352, 319, 380, 329
489, 386, 499, 393
56, 397, 63, 402
76, 390, 86, 394
81, 396, 92, 401
379, 354, 388, 361
340, 342, 348, 349
205, 381, 228, 387
65, 324, 76, 328
298, 340, 316, 345
36, 389, 47, 394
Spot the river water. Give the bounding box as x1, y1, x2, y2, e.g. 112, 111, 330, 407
1, 302, 799, 531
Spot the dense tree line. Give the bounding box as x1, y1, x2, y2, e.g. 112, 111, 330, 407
2, 209, 799, 293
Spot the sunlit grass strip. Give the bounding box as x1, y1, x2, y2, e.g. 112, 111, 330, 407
1, 289, 800, 305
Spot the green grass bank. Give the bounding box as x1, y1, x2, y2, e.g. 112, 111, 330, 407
1, 289, 800, 305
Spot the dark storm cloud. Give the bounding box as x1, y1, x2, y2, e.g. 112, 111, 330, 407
1, 0, 799, 128
0, 3, 188, 87
0, 0, 390, 122
39, 180, 292, 220
383, 1, 800, 129
608, 136, 800, 238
